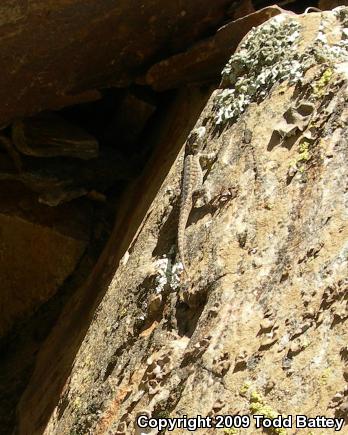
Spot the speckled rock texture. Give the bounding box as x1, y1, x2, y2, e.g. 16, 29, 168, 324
24, 8, 348, 434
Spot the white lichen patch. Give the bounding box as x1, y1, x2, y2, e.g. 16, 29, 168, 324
154, 255, 183, 292
215, 16, 301, 125
311, 7, 348, 63
170, 261, 184, 289
214, 7, 348, 127
154, 257, 170, 293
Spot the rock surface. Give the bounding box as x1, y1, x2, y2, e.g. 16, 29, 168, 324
16, 8, 348, 435
0, 0, 234, 127
11, 113, 99, 159
145, 6, 287, 91
16, 86, 213, 434
0, 183, 91, 338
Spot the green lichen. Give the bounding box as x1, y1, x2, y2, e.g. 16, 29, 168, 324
250, 390, 265, 406
320, 368, 332, 385
249, 391, 288, 435
224, 429, 238, 435
302, 338, 310, 349
239, 381, 251, 396
298, 141, 310, 162
156, 410, 170, 418
312, 68, 333, 96
289, 140, 311, 171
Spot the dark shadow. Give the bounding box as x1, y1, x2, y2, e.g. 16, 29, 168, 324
267, 129, 300, 152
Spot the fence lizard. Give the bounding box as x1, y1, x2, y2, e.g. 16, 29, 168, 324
178, 126, 215, 276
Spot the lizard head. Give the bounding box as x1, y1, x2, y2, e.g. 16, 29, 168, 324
186, 126, 206, 154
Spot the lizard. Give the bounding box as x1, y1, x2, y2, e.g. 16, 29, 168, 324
178, 126, 215, 276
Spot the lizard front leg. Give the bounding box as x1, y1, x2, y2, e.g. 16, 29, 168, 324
192, 151, 216, 207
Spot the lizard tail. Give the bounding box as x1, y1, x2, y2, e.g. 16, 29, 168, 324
178, 214, 190, 276
177, 232, 186, 270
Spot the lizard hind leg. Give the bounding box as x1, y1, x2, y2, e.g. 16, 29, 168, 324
193, 185, 212, 208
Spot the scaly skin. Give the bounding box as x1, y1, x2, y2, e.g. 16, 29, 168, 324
178, 153, 202, 275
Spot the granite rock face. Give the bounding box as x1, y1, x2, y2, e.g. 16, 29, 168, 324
18, 8, 348, 435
